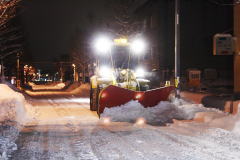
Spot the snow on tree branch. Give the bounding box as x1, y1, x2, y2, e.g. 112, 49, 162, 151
0, 0, 20, 26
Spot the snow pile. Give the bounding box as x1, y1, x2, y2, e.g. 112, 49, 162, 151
0, 84, 26, 123
65, 82, 81, 92
30, 82, 66, 90
227, 115, 240, 133
101, 98, 216, 125
70, 83, 90, 97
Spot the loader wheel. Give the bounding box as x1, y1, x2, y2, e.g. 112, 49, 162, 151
90, 85, 99, 111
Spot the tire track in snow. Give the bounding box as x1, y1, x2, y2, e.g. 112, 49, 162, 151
90, 127, 147, 160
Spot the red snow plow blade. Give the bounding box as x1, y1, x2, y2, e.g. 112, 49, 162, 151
98, 85, 175, 116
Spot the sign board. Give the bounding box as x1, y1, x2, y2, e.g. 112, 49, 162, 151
213, 34, 233, 55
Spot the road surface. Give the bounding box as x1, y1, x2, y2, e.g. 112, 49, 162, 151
5, 87, 240, 160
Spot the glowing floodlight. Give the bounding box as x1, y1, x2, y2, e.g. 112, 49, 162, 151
94, 36, 112, 54
135, 67, 146, 77
131, 39, 146, 54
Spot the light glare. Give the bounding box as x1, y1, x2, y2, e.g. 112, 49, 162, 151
135, 67, 145, 77
131, 39, 146, 54
95, 37, 112, 53
135, 117, 146, 125
102, 117, 111, 125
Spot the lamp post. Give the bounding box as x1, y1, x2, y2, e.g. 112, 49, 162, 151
175, 0, 180, 98
72, 63, 76, 82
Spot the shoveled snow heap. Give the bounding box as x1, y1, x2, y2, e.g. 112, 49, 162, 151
101, 98, 219, 125
0, 84, 26, 123
29, 82, 66, 90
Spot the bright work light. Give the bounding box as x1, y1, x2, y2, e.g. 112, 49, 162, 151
130, 39, 146, 54
95, 36, 112, 54
135, 67, 146, 77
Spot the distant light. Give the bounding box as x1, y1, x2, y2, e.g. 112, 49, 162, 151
72, 64, 76, 67
131, 39, 146, 54
11, 78, 14, 85
95, 36, 112, 54
135, 117, 146, 126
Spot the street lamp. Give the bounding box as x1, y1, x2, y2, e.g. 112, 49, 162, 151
72, 63, 76, 82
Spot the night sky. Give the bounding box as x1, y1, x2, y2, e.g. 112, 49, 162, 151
19, 0, 111, 61
18, 0, 233, 74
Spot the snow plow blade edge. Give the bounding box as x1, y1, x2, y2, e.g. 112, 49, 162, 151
98, 85, 175, 116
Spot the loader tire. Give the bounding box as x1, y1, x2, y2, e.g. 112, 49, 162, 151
90, 86, 99, 111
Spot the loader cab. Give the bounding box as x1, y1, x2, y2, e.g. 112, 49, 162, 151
112, 45, 139, 69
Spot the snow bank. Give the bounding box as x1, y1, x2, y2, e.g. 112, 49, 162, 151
101, 98, 217, 125
29, 82, 66, 90
70, 83, 90, 97
0, 84, 26, 123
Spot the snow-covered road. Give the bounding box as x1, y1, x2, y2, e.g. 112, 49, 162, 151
11, 120, 240, 160
11, 96, 240, 160
1, 83, 240, 160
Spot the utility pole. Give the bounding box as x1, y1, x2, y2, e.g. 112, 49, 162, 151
175, 0, 180, 98
0, 58, 4, 81
16, 53, 20, 88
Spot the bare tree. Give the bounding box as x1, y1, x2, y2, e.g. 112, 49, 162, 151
106, 0, 143, 38
0, 0, 22, 77
0, 0, 22, 58
0, 0, 20, 26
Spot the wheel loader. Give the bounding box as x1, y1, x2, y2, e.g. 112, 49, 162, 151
90, 37, 174, 116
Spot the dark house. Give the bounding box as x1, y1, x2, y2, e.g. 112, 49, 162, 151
135, 0, 233, 82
